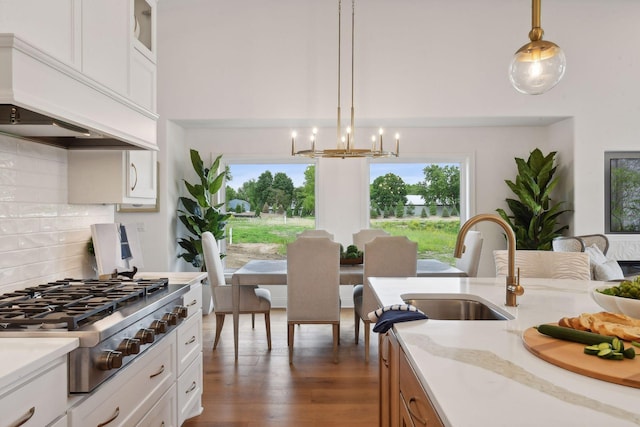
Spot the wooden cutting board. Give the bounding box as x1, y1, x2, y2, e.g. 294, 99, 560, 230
522, 325, 640, 388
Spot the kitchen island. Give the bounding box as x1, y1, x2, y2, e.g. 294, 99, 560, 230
370, 277, 640, 427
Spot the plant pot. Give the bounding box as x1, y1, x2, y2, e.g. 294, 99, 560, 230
340, 257, 363, 265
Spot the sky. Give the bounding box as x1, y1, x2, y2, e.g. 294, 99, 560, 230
227, 162, 435, 190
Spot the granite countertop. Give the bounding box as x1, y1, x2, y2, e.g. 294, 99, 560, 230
369, 277, 640, 427
0, 338, 79, 391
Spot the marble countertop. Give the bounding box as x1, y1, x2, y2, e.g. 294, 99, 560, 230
0, 338, 78, 391
369, 277, 640, 427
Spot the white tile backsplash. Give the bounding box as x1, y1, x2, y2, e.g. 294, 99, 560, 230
0, 135, 114, 292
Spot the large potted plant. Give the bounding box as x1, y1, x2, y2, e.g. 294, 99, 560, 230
496, 148, 570, 250
177, 149, 231, 269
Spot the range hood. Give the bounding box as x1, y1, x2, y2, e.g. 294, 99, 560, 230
0, 105, 147, 149
0, 34, 157, 151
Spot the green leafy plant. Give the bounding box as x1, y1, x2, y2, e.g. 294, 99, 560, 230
177, 149, 231, 269
496, 148, 570, 250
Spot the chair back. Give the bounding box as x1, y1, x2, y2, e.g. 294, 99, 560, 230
287, 237, 340, 322
352, 229, 389, 251
454, 230, 483, 277
493, 250, 591, 280
362, 236, 418, 316
202, 231, 228, 311
297, 229, 334, 240
581, 234, 609, 255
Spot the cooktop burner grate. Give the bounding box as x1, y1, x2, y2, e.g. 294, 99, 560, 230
0, 278, 169, 330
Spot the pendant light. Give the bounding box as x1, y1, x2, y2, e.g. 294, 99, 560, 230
291, 0, 399, 158
509, 0, 566, 95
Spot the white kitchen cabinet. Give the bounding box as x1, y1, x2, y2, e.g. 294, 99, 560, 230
67, 329, 177, 427
0, 356, 68, 427
131, 0, 157, 112
68, 150, 157, 205
136, 384, 177, 427
0, 0, 79, 67
177, 282, 204, 424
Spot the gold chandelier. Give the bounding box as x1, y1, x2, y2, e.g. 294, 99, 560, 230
291, 0, 399, 159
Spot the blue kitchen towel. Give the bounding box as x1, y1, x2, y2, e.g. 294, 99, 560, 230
372, 307, 428, 333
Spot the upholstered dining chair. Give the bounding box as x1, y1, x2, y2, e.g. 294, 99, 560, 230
354, 236, 417, 362
493, 250, 591, 280
454, 230, 483, 277
297, 229, 334, 240
201, 231, 272, 350
352, 228, 389, 251
287, 236, 341, 364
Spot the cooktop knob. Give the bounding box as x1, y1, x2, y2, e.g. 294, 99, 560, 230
162, 312, 178, 326
172, 306, 188, 319
117, 338, 141, 356
96, 350, 123, 371
135, 328, 155, 344
150, 319, 168, 334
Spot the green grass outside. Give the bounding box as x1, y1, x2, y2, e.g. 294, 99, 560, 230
226, 214, 459, 263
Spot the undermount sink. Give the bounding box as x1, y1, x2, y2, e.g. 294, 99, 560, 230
403, 296, 513, 321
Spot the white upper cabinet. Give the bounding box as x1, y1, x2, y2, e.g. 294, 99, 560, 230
0, 0, 80, 67
81, 1, 130, 97
0, 0, 158, 148
68, 150, 157, 205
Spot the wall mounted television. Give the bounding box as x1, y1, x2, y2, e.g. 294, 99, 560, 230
605, 151, 640, 233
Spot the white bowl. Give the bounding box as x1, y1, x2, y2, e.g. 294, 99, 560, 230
590, 284, 640, 320
590, 285, 621, 313
615, 296, 640, 319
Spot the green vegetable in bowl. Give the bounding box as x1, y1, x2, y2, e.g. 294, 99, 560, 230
598, 277, 640, 299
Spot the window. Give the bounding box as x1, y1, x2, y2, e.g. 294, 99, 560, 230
368, 161, 465, 263
223, 162, 314, 268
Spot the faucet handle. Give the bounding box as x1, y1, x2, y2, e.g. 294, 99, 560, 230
513, 267, 525, 296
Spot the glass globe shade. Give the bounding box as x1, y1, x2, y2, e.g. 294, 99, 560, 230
509, 40, 566, 95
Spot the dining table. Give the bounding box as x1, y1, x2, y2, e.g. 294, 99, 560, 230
230, 258, 466, 359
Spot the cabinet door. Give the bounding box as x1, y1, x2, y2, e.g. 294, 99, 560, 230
399, 350, 444, 427
81, 0, 129, 95
0, 0, 79, 66
380, 330, 400, 427
127, 150, 157, 199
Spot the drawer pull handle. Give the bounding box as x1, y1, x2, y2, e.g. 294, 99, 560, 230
10, 406, 35, 427
185, 335, 196, 345
188, 299, 197, 307
97, 406, 120, 427
408, 397, 427, 425
149, 364, 165, 379
186, 381, 197, 394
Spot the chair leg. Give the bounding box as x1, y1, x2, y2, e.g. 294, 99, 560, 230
213, 313, 225, 350
288, 322, 295, 364
333, 323, 339, 364
251, 313, 255, 329
264, 312, 272, 351
354, 311, 360, 345
364, 320, 371, 363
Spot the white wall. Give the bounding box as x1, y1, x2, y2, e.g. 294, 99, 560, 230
154, 0, 640, 275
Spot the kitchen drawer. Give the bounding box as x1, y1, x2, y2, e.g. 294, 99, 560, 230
136, 384, 177, 427
177, 310, 202, 373
48, 415, 67, 427
177, 353, 203, 426
183, 282, 203, 318
68, 330, 177, 427
399, 350, 443, 427
0, 358, 66, 427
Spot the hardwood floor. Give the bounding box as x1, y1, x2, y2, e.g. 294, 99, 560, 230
183, 308, 379, 427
